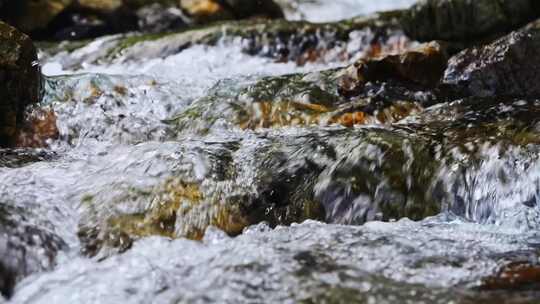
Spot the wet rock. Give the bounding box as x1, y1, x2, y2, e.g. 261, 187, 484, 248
180, 0, 283, 24
317, 97, 540, 225
77, 139, 327, 257
402, 0, 540, 43
482, 262, 540, 290
338, 41, 448, 99
442, 19, 540, 98
0, 0, 72, 34
180, 0, 234, 23
172, 44, 438, 132
77, 0, 123, 12
171, 75, 540, 224
14, 107, 59, 148
0, 21, 41, 147
235, 71, 424, 129
0, 204, 66, 298
0, 149, 55, 168
136, 3, 189, 34
78, 88, 540, 257
166, 70, 426, 134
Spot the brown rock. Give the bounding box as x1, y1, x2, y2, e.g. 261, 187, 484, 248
482, 262, 540, 290
0, 0, 72, 34
15, 108, 59, 148
338, 42, 448, 98
180, 0, 234, 23
180, 0, 284, 24
0, 21, 41, 147
77, 0, 123, 12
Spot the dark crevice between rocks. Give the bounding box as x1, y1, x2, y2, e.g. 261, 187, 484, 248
32, 5, 139, 41
245, 154, 326, 228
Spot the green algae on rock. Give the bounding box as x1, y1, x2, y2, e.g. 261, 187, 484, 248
0, 21, 41, 147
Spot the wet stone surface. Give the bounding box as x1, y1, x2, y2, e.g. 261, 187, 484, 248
443, 19, 540, 98
0, 21, 41, 147
402, 0, 540, 43
0, 203, 66, 298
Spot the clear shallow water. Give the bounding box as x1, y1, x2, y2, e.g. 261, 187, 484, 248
3, 1, 540, 303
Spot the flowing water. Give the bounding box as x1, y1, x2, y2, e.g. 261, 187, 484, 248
3, 1, 540, 303
276, 0, 417, 22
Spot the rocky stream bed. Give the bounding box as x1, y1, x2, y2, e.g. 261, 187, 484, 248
2, 0, 540, 303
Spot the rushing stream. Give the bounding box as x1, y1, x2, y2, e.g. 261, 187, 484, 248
2, 1, 540, 303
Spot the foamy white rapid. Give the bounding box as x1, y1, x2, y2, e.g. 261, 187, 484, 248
277, 0, 417, 22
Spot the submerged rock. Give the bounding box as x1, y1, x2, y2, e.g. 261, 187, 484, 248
76, 84, 540, 256
402, 0, 540, 43
0, 21, 41, 147
442, 19, 540, 98
77, 137, 327, 256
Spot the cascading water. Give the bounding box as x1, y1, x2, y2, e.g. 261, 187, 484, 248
2, 1, 540, 303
